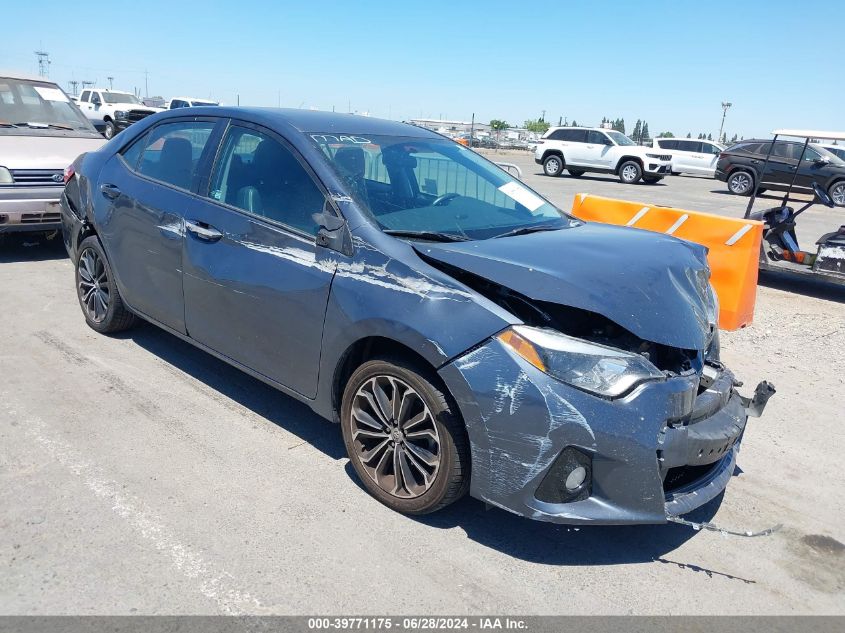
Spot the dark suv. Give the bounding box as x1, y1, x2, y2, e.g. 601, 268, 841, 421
716, 140, 845, 205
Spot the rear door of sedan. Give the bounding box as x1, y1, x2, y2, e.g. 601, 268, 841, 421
180, 120, 338, 398
96, 117, 222, 333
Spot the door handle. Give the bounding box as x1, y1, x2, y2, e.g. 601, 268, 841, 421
185, 220, 223, 242
99, 183, 121, 199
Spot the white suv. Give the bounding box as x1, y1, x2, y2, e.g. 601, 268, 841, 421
535, 127, 672, 184
652, 138, 724, 177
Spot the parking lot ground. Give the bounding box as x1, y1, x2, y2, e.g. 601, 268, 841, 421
1, 202, 844, 613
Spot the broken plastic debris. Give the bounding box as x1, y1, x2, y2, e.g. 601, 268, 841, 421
667, 515, 782, 538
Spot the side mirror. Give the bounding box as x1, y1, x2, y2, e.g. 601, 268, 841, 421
814, 156, 831, 166
313, 202, 351, 255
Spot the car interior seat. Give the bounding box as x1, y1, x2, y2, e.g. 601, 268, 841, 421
156, 137, 193, 189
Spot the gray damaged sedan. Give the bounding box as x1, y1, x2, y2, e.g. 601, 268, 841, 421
60, 108, 774, 524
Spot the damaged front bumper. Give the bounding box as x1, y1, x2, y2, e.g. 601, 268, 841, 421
439, 337, 773, 525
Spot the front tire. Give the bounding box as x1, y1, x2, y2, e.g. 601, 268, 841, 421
340, 357, 469, 515
567, 168, 585, 177
618, 160, 642, 184
75, 236, 137, 333
830, 181, 845, 207
542, 154, 564, 177
727, 170, 755, 196
103, 120, 116, 140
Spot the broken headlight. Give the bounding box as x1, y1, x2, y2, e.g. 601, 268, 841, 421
497, 325, 664, 398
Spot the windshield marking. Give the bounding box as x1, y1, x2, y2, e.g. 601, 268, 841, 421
498, 181, 545, 213
310, 134, 371, 144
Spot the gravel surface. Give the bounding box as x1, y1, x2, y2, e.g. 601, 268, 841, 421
1, 179, 843, 615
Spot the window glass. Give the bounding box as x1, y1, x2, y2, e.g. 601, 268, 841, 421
701, 142, 721, 154
562, 129, 586, 142
548, 129, 567, 141
801, 147, 822, 161
102, 92, 141, 105
772, 143, 794, 159
0, 79, 95, 133
120, 132, 149, 171
587, 131, 609, 145
681, 140, 700, 152
135, 120, 216, 190
210, 126, 324, 235
605, 131, 635, 146
660, 139, 678, 150
310, 134, 571, 241
80, 90, 90, 102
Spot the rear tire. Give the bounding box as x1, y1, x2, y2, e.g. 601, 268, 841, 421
542, 154, 564, 177
727, 170, 755, 196
75, 236, 137, 334
618, 160, 642, 184
340, 357, 470, 515
567, 168, 585, 177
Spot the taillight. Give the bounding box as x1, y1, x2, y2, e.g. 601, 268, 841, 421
63, 164, 75, 184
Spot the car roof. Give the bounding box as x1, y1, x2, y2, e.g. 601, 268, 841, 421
170, 96, 218, 102
0, 70, 59, 84
548, 126, 606, 132
163, 107, 441, 138
773, 129, 845, 141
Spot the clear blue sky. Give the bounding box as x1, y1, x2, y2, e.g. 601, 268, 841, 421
2, 0, 838, 138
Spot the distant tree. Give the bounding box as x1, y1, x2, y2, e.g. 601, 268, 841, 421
707, 133, 712, 141
730, 134, 738, 143
686, 132, 691, 138
641, 122, 650, 140
632, 120, 642, 142
570, 120, 578, 127
697, 133, 704, 139
489, 119, 509, 144
524, 119, 550, 134
601, 116, 607, 126
657, 131, 675, 138
617, 118, 626, 134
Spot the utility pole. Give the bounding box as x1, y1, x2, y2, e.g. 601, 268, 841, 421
81, 80, 94, 91
470, 112, 475, 146
68, 80, 79, 96
144, 69, 149, 98
718, 101, 732, 144
107, 76, 114, 90
34, 50, 50, 77
541, 109, 546, 122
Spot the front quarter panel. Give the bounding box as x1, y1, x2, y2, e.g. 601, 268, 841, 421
313, 225, 515, 420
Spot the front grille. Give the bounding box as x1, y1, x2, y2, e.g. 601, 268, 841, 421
9, 169, 64, 186
653, 154, 671, 161
125, 109, 156, 123
20, 212, 61, 224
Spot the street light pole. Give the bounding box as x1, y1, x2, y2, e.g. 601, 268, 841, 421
718, 101, 732, 143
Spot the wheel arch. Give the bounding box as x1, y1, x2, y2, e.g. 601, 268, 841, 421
614, 155, 644, 173
331, 336, 447, 424
541, 149, 564, 163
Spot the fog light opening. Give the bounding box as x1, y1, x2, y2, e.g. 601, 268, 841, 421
565, 466, 587, 491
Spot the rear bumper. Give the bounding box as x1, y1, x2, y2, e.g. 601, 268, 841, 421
440, 338, 768, 525
0, 186, 64, 233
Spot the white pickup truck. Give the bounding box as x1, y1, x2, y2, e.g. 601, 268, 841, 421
76, 89, 164, 139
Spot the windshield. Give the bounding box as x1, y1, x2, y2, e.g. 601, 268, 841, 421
0, 78, 97, 135
817, 145, 845, 164
606, 131, 636, 146
103, 92, 141, 104
310, 134, 573, 240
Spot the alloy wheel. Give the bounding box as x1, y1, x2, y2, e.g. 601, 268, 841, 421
545, 157, 561, 174
350, 375, 441, 499
831, 183, 845, 206
621, 164, 638, 182
78, 248, 111, 323
730, 172, 752, 194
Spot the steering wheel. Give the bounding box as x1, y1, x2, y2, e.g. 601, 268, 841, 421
432, 192, 460, 206
812, 182, 835, 208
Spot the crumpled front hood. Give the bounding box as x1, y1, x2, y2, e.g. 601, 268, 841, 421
415, 223, 716, 350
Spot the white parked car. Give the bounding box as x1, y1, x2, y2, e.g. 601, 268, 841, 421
0, 72, 105, 235
652, 138, 724, 176
77, 89, 164, 139
167, 96, 219, 109
535, 127, 672, 183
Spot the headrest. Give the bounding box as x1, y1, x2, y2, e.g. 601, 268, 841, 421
334, 146, 366, 178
